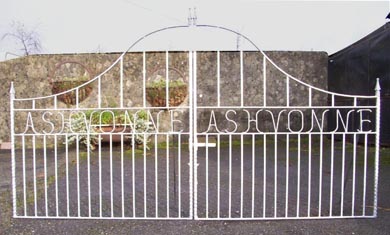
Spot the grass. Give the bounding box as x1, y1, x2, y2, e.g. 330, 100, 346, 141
0, 189, 12, 225
16, 174, 57, 210
149, 141, 188, 149
380, 148, 390, 165
356, 147, 390, 166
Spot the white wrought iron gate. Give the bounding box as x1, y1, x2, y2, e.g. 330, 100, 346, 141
10, 24, 381, 220
191, 50, 381, 220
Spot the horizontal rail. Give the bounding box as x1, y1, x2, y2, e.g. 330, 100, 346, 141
194, 216, 376, 221
13, 106, 192, 111
14, 132, 191, 136
194, 132, 376, 135
14, 216, 193, 220
13, 215, 375, 220
195, 106, 377, 109
13, 105, 377, 112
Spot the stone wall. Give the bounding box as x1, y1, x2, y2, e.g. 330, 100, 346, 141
0, 51, 328, 143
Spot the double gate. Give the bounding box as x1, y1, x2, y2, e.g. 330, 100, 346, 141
10, 25, 381, 220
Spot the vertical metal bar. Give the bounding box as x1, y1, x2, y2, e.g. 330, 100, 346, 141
351, 134, 357, 216
43, 136, 48, 216
144, 134, 147, 217
54, 96, 57, 109
76, 136, 80, 217
54, 136, 58, 217
120, 56, 124, 108
155, 134, 158, 218
9, 82, 14, 217
251, 134, 255, 218
65, 134, 69, 217
206, 134, 209, 218
75, 88, 79, 109
87, 134, 91, 217
240, 134, 244, 218
193, 51, 198, 219
362, 134, 368, 216
318, 134, 323, 217
99, 134, 102, 217
296, 134, 301, 217
143, 52, 146, 108
373, 78, 381, 217
217, 134, 221, 218
240, 50, 244, 107
178, 134, 182, 218
98, 76, 102, 108
121, 134, 125, 217
307, 134, 312, 217
132, 134, 136, 217
286, 76, 290, 107
263, 134, 267, 217
274, 134, 277, 218
329, 134, 334, 216
33, 135, 37, 216
22, 136, 27, 216
166, 135, 170, 218
188, 51, 193, 219
217, 51, 221, 107
340, 133, 346, 216
331, 94, 335, 107
263, 57, 267, 106
229, 134, 232, 218
166, 51, 169, 109
285, 134, 289, 217
110, 134, 113, 217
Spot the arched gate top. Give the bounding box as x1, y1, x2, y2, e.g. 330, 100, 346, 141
12, 24, 378, 101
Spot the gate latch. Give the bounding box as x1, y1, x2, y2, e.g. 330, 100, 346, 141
195, 142, 216, 148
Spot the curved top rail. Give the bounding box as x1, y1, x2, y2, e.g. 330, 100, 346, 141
14, 24, 377, 101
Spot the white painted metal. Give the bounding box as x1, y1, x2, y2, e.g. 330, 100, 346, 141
188, 51, 194, 219
373, 78, 381, 217
10, 82, 16, 218
9, 24, 381, 222
193, 51, 198, 220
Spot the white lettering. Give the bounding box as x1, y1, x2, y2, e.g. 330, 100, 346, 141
225, 110, 238, 133
357, 109, 372, 132
23, 112, 37, 134
287, 110, 304, 133
42, 111, 55, 134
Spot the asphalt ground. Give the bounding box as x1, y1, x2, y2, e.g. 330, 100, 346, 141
1, 137, 390, 235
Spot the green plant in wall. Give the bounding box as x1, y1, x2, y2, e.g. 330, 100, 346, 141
146, 75, 187, 107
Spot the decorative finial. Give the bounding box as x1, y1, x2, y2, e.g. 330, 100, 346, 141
188, 8, 192, 26
193, 7, 197, 26
10, 82, 15, 94
187, 7, 197, 26
375, 78, 381, 92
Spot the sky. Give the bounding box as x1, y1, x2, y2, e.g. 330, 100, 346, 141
0, 0, 389, 61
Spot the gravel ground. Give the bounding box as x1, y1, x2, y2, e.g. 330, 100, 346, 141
1, 140, 390, 235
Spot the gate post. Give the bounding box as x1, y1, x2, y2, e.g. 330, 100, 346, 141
373, 78, 381, 217
9, 82, 17, 217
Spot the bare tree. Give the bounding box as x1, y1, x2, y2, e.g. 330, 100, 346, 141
2, 21, 42, 56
